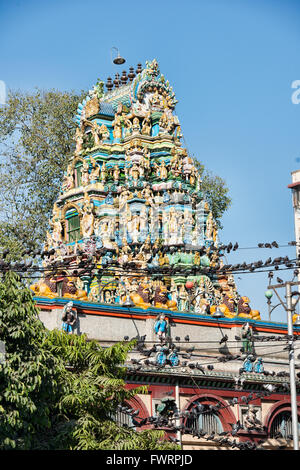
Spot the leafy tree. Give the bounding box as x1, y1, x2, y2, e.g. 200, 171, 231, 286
0, 88, 86, 258
0, 271, 178, 450
0, 270, 63, 449
193, 160, 231, 228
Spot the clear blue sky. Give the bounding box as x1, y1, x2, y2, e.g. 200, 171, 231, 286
1, 0, 300, 322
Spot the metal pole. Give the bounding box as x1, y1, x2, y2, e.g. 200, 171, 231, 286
175, 381, 182, 448
286, 282, 299, 450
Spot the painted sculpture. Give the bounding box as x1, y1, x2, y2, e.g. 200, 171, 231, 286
154, 314, 169, 341
61, 301, 77, 334
31, 59, 261, 321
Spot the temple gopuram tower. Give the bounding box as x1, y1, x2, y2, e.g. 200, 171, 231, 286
31, 59, 260, 321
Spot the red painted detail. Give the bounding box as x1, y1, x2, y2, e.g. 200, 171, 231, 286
288, 182, 300, 188
181, 392, 236, 432
264, 398, 300, 433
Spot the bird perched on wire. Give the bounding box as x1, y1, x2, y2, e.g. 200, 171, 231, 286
219, 334, 228, 344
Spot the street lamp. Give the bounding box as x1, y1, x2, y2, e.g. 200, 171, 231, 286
111, 47, 126, 65
265, 289, 282, 321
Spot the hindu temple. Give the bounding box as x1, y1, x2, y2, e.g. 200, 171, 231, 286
32, 59, 300, 450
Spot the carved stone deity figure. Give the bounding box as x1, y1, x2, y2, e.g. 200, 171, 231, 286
149, 89, 163, 111
91, 121, 102, 146
154, 314, 168, 341
154, 160, 168, 180
168, 207, 178, 245
128, 212, 140, 243
61, 301, 77, 334
159, 109, 172, 133
113, 164, 120, 183
141, 112, 151, 135
75, 127, 84, 154
132, 117, 140, 134
143, 147, 151, 172
99, 123, 110, 141
81, 193, 94, 238
139, 206, 148, 239
81, 159, 90, 186
62, 164, 74, 192
243, 406, 263, 431
50, 203, 63, 245
101, 220, 116, 249
112, 105, 123, 140
100, 161, 107, 183
123, 116, 133, 137
118, 237, 132, 265
119, 186, 131, 209
205, 211, 214, 240
178, 285, 189, 311
142, 184, 154, 206
129, 163, 140, 182
89, 156, 100, 182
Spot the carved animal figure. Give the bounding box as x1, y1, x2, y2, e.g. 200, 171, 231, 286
237, 296, 261, 320
63, 277, 88, 301
30, 277, 58, 298
210, 293, 237, 318
154, 285, 177, 311
130, 283, 152, 309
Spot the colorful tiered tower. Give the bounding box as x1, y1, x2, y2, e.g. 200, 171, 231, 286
31, 59, 260, 321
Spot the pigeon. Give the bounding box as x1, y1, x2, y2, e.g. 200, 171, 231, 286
219, 334, 228, 344
184, 335, 190, 342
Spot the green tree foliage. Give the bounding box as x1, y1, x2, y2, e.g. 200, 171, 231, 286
0, 270, 63, 449
194, 160, 231, 228
0, 271, 178, 450
0, 88, 86, 258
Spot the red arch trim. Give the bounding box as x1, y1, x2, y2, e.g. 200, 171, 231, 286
182, 392, 236, 432
264, 399, 300, 434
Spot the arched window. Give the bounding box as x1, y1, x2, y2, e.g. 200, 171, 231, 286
270, 411, 300, 439
186, 408, 223, 434
65, 208, 80, 242
110, 409, 135, 430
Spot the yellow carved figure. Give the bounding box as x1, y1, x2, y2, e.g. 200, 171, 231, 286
30, 280, 57, 299
210, 293, 237, 318
130, 283, 152, 310
237, 296, 261, 320
154, 285, 177, 311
